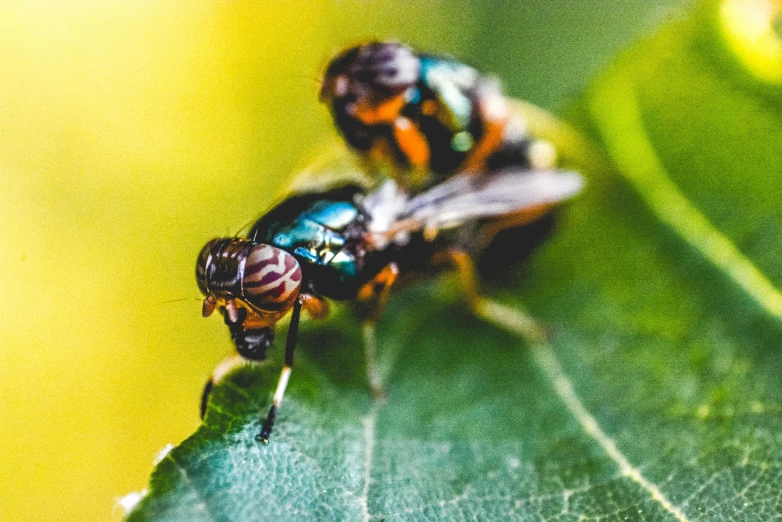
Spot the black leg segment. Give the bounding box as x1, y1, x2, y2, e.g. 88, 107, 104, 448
256, 297, 303, 444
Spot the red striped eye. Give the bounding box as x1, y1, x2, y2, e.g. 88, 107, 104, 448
242, 245, 302, 313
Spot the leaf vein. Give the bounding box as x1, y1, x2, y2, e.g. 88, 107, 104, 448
589, 74, 782, 322
166, 452, 216, 522
373, 481, 601, 520
476, 299, 691, 522
260, 438, 362, 502
359, 400, 380, 521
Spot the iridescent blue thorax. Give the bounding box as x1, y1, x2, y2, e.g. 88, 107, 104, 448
249, 187, 376, 300
417, 55, 478, 130
397, 55, 482, 176
270, 200, 359, 276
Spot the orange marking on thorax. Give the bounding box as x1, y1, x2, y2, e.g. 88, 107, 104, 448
301, 294, 330, 320
461, 118, 506, 173
357, 263, 399, 304
237, 299, 294, 329
461, 95, 510, 174
353, 94, 407, 125
393, 116, 430, 170
357, 262, 400, 322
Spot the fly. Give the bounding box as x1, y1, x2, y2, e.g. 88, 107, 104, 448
320, 41, 557, 192
196, 169, 583, 443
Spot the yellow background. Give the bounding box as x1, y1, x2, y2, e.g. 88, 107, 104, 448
0, 2, 489, 520
0, 1, 681, 520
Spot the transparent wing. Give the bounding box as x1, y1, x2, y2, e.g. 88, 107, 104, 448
403, 168, 583, 229
230, 140, 375, 238
284, 139, 374, 194
284, 98, 586, 200
364, 169, 583, 242
507, 98, 602, 172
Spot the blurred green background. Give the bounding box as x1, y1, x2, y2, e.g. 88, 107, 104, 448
0, 1, 690, 520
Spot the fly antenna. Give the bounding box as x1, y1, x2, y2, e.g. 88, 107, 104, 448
232, 217, 257, 239
158, 297, 203, 306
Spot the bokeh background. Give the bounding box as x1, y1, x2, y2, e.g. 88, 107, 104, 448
0, 1, 690, 520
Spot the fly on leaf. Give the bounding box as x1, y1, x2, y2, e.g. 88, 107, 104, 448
195, 42, 583, 443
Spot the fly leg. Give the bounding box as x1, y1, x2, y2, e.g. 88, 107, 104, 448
200, 354, 247, 419
201, 310, 275, 419
474, 204, 553, 253
356, 262, 399, 400
257, 296, 303, 444
437, 249, 546, 343
300, 293, 330, 321
432, 249, 480, 309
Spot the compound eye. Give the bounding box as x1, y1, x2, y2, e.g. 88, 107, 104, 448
243, 245, 302, 313
356, 42, 420, 96
196, 238, 222, 296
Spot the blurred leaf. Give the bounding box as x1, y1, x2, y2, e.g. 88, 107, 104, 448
127, 3, 782, 521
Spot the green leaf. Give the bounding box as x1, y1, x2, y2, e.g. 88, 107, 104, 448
128, 4, 782, 521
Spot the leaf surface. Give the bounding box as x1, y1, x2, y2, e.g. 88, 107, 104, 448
128, 4, 782, 521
